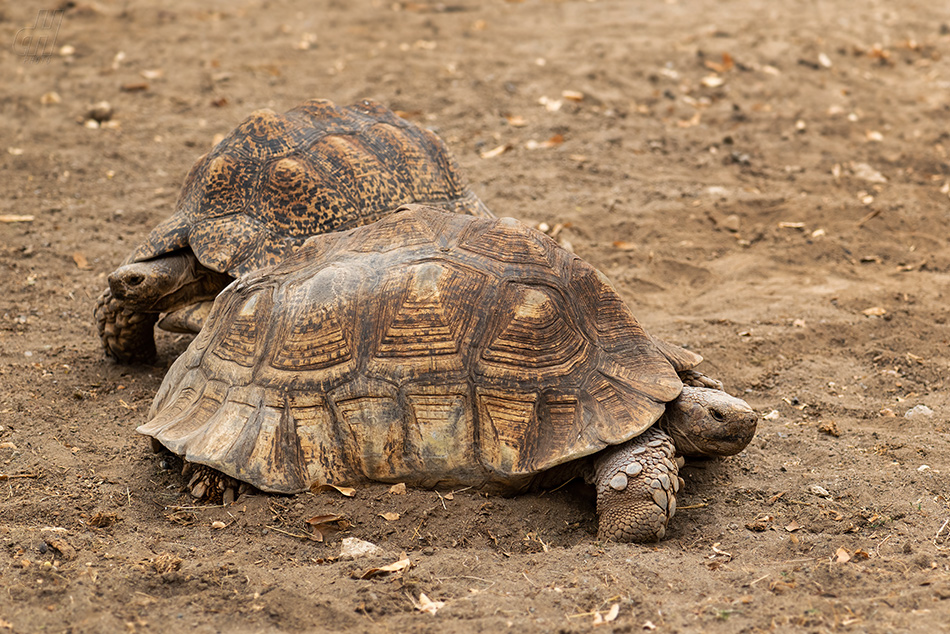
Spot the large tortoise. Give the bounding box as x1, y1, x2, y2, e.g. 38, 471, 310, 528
139, 206, 757, 542
95, 99, 493, 364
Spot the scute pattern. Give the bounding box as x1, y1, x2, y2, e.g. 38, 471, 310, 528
476, 284, 587, 378
139, 207, 686, 495
97, 99, 496, 364
133, 99, 494, 277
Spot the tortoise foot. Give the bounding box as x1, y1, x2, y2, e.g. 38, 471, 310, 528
94, 288, 158, 364
182, 462, 252, 503
592, 427, 680, 543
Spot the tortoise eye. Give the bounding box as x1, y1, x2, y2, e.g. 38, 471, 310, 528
710, 409, 725, 422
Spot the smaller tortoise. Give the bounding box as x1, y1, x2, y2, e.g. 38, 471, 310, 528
96, 99, 493, 364
139, 206, 757, 542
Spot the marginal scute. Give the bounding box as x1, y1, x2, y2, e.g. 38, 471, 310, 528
476, 387, 538, 479
191, 213, 264, 274
404, 387, 481, 485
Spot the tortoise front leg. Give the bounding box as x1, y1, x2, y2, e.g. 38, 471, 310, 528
679, 369, 724, 391
94, 288, 158, 364
590, 426, 681, 542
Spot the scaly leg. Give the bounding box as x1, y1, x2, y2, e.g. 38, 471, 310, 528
94, 288, 158, 363
591, 426, 682, 542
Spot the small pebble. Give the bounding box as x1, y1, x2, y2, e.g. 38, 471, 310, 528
904, 405, 934, 419
88, 101, 113, 123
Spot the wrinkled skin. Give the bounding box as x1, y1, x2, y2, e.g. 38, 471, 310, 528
658, 385, 759, 459
108, 250, 232, 313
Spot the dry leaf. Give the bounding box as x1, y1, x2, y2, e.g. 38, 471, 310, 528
835, 547, 851, 563
676, 111, 702, 127
210, 520, 226, 529
360, 555, 411, 579
603, 603, 620, 622
505, 114, 527, 127
745, 514, 773, 532
306, 513, 344, 525
525, 134, 564, 150
701, 75, 725, 87
88, 512, 118, 528
379, 512, 400, 522
311, 483, 356, 497
704, 52, 734, 73
785, 520, 802, 532
306, 513, 349, 542
442, 492, 454, 501
862, 306, 886, 317
413, 592, 445, 615
0, 215, 35, 223
72, 252, 91, 270
778, 221, 806, 229
561, 90, 584, 102
480, 144, 512, 159
612, 241, 636, 251
389, 482, 407, 495
43, 537, 76, 560
852, 549, 871, 560
0, 442, 16, 450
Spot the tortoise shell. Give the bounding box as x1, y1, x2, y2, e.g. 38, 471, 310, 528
138, 206, 694, 494
125, 99, 493, 276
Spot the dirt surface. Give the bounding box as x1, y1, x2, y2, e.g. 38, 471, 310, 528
3, 1, 950, 632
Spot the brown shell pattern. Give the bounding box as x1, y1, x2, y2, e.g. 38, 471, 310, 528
126, 99, 493, 273
139, 207, 685, 494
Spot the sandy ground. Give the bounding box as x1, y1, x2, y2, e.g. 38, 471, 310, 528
2, 0, 950, 632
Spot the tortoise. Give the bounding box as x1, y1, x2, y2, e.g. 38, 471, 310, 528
95, 99, 493, 364
138, 206, 757, 542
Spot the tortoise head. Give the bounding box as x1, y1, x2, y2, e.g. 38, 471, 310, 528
659, 386, 758, 458
109, 250, 231, 313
